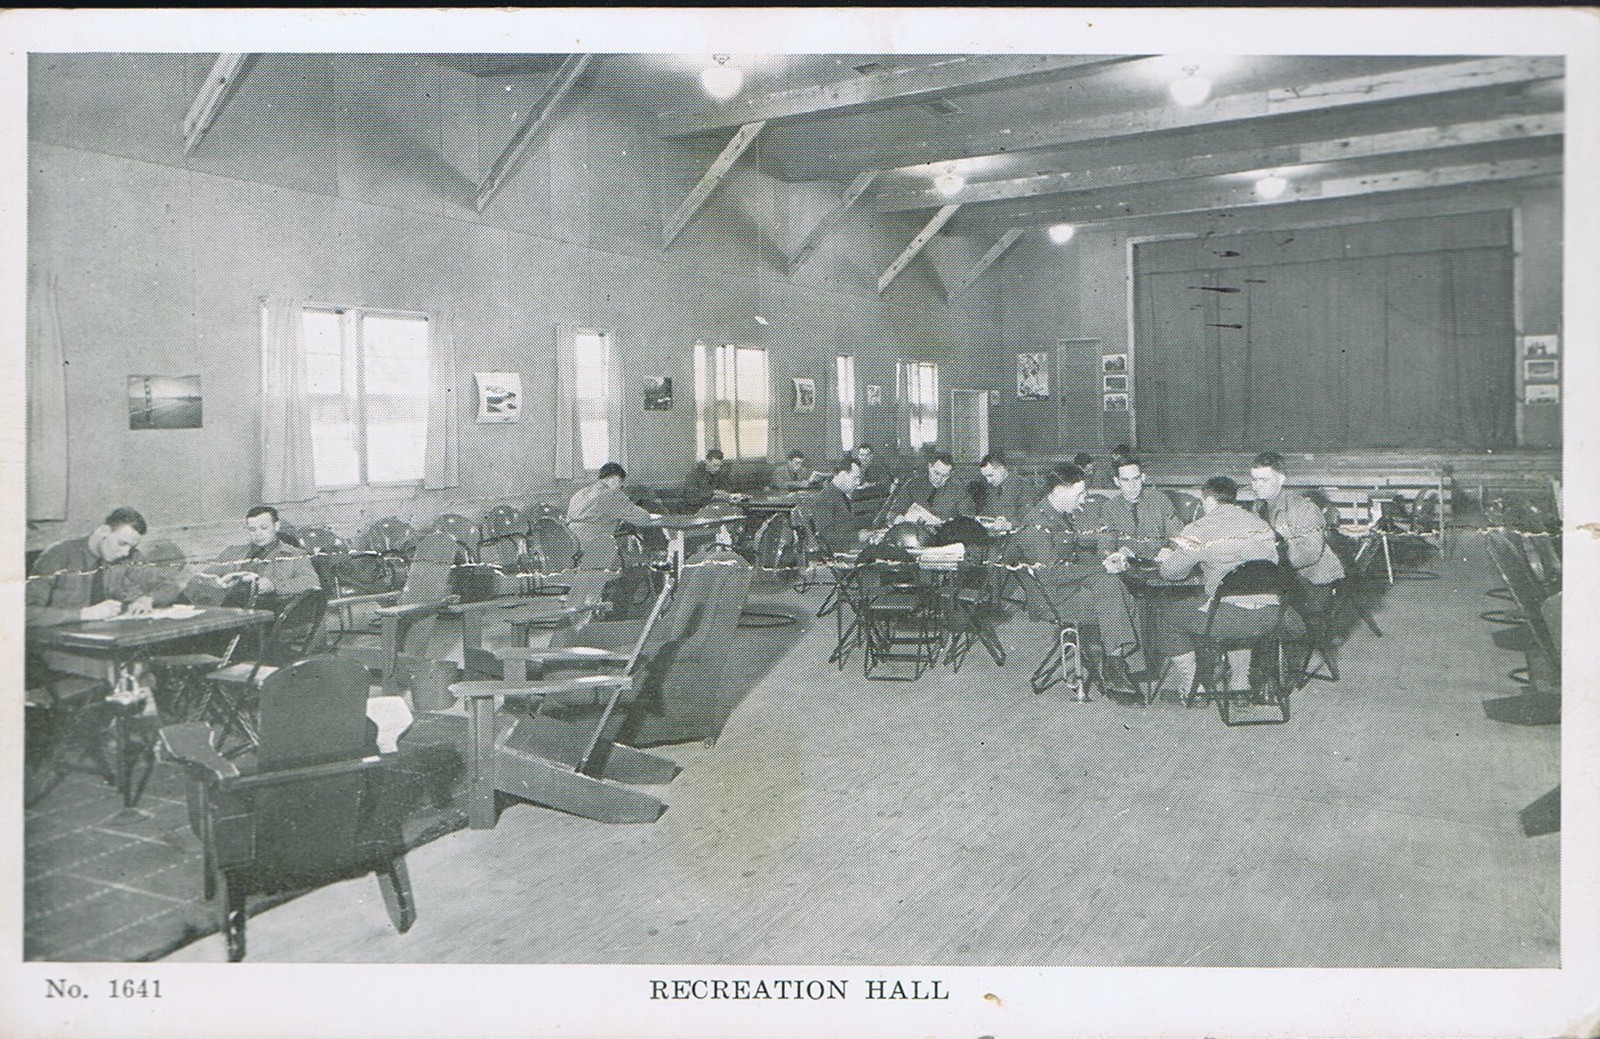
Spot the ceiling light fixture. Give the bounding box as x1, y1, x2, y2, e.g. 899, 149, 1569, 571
1168, 65, 1212, 107
1048, 223, 1077, 244
700, 55, 743, 101
933, 166, 966, 196
1254, 173, 1288, 200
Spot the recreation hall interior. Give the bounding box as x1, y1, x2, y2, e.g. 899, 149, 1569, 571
22, 51, 1565, 966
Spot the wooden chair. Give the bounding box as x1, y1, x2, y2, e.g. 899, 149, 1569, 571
159, 655, 415, 962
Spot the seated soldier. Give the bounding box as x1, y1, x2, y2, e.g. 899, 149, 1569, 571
888, 450, 975, 525
851, 443, 890, 500
684, 449, 737, 510
1095, 456, 1180, 572
188, 505, 321, 610
1009, 464, 1146, 694
1155, 476, 1297, 698
968, 451, 1031, 529
772, 449, 823, 491
806, 459, 870, 555
26, 506, 182, 628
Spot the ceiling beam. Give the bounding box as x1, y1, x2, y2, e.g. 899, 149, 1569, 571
967, 155, 1561, 232
475, 54, 592, 213
663, 121, 766, 250
814, 56, 1564, 173
657, 55, 1139, 137
873, 112, 1564, 212
789, 171, 877, 274
878, 205, 960, 296
950, 229, 1025, 300
183, 53, 250, 154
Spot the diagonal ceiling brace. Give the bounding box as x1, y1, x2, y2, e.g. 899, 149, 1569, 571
951, 228, 1025, 300
789, 171, 877, 274
663, 120, 766, 250
476, 54, 593, 213
878, 204, 960, 295
183, 53, 250, 155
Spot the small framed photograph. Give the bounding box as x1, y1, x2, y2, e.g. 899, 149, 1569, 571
128, 375, 203, 430
1522, 334, 1559, 358
1102, 353, 1128, 375
1103, 374, 1128, 393
1524, 358, 1559, 382
1017, 352, 1049, 399
475, 372, 522, 423
1103, 392, 1129, 412
792, 377, 816, 413
643, 376, 673, 411
1525, 383, 1560, 405
866, 384, 883, 406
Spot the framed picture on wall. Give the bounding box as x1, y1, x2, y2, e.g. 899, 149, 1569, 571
1017, 352, 1049, 398
643, 376, 673, 411
127, 374, 202, 430
1522, 334, 1559, 358
474, 372, 522, 423
792, 377, 816, 413
1103, 374, 1128, 393
1524, 358, 1559, 382
1103, 392, 1129, 412
1102, 353, 1128, 375
1525, 383, 1560, 405
866, 384, 882, 406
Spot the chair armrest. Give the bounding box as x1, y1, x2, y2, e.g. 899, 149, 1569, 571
443, 596, 587, 615
158, 722, 239, 781
506, 605, 608, 628
450, 673, 632, 705
492, 647, 629, 667
328, 590, 402, 609
227, 754, 388, 793
374, 596, 460, 618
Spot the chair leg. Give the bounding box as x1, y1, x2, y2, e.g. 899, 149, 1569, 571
222, 874, 248, 962
377, 856, 417, 933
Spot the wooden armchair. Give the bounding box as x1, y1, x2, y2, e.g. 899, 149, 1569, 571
158, 656, 416, 961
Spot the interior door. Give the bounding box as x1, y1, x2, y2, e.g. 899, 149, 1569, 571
950, 389, 989, 462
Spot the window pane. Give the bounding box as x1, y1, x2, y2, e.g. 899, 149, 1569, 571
362, 315, 429, 396
309, 399, 360, 488
836, 355, 856, 453
735, 347, 769, 459
693, 341, 708, 458
574, 331, 610, 470
302, 309, 345, 395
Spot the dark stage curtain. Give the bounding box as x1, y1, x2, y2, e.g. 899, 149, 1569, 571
1134, 214, 1515, 452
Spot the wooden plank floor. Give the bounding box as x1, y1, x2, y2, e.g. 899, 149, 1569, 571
163, 531, 1559, 966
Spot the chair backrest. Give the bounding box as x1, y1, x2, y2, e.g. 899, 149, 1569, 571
242, 656, 390, 880
363, 517, 416, 557
1211, 559, 1296, 603
295, 525, 346, 555
429, 513, 480, 559
400, 531, 459, 607
531, 509, 582, 571
259, 589, 330, 666
481, 504, 529, 541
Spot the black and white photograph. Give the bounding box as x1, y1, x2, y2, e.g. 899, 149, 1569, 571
643, 375, 673, 411
125, 374, 202, 430
7, 8, 1598, 1039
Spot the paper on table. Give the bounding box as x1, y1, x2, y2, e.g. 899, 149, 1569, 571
105, 604, 204, 621
900, 502, 941, 525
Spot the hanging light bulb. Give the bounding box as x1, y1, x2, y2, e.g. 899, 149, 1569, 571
1254, 173, 1288, 200
1168, 65, 1212, 107
1048, 223, 1077, 244
700, 55, 743, 100
933, 166, 966, 196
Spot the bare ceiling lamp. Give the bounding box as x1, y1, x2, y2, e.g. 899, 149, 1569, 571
1048, 223, 1077, 244
1254, 172, 1289, 200
933, 166, 966, 196
1168, 65, 1212, 107
700, 55, 744, 101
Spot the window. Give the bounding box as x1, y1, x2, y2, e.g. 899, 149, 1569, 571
573, 329, 613, 472
293, 305, 431, 488
695, 342, 770, 460
903, 360, 939, 449
836, 354, 857, 454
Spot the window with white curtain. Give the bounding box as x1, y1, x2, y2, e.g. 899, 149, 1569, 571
574, 328, 613, 472
291, 305, 431, 488
904, 360, 939, 449
836, 354, 857, 454
695, 342, 770, 460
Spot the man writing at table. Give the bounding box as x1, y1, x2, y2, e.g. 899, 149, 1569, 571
188, 505, 320, 610
26, 507, 183, 627
969, 451, 1030, 530
805, 459, 870, 555
684, 449, 739, 510
772, 449, 824, 491
888, 450, 974, 525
